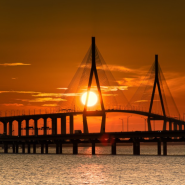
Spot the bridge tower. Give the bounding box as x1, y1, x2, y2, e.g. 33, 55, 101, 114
148, 55, 166, 131
83, 37, 106, 133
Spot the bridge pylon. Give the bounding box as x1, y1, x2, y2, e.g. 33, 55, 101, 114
83, 37, 106, 133
148, 55, 166, 131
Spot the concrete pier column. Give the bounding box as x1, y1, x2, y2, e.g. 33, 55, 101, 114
33, 143, 36, 154
70, 115, 74, 134
61, 116, 66, 134
26, 119, 29, 136
169, 121, 172, 131
27, 143, 30, 154
163, 119, 167, 131
44, 118, 47, 135
13, 144, 15, 153
16, 143, 19, 153
157, 141, 161, 155
41, 143, 44, 154
163, 141, 167, 156
111, 140, 116, 155
73, 141, 78, 154
22, 143, 25, 154
52, 117, 57, 135
45, 143, 48, 154
100, 114, 106, 133
83, 114, 88, 133
56, 142, 59, 154
147, 117, 152, 131
133, 140, 140, 155
34, 119, 38, 136
9, 121, 12, 136
4, 122, 7, 135
92, 141, 95, 155
18, 120, 22, 136
59, 143, 62, 154
174, 123, 177, 131
179, 124, 182, 131
4, 143, 8, 153
174, 123, 177, 139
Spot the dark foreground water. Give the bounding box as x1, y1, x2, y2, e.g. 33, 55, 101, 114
0, 145, 185, 185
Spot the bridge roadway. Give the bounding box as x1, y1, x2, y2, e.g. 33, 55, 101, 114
1, 130, 185, 141
1, 130, 185, 155
0, 109, 184, 138
0, 109, 184, 124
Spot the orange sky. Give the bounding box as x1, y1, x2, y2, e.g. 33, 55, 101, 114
0, 0, 185, 132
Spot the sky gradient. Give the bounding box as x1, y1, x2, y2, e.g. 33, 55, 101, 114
0, 0, 185, 132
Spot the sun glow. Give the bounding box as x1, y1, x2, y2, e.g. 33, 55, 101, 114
81, 91, 98, 107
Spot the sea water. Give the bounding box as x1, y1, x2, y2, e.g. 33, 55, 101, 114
0, 145, 185, 185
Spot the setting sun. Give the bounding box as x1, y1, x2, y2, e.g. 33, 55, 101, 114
81, 91, 98, 107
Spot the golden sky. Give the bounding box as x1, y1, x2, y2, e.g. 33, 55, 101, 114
0, 0, 185, 124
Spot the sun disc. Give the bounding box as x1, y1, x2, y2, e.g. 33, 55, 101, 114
81, 91, 98, 107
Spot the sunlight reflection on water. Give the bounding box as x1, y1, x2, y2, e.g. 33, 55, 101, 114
0, 145, 185, 184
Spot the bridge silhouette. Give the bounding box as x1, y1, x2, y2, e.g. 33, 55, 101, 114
0, 37, 185, 155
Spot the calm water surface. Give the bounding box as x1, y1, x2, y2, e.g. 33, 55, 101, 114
0, 145, 185, 185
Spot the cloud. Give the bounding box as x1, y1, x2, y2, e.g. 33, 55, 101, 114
105, 65, 135, 72
42, 104, 58, 107
57, 88, 68, 90
117, 77, 146, 87
32, 92, 81, 97
101, 86, 128, 91
166, 75, 185, 94
0, 90, 40, 94
3, 103, 23, 106
29, 97, 66, 102
0, 63, 31, 66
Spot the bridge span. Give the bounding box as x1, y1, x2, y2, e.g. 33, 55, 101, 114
1, 37, 185, 156
0, 109, 185, 138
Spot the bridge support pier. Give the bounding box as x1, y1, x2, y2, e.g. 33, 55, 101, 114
179, 124, 182, 131
22, 143, 25, 154
169, 121, 172, 131
27, 143, 30, 154
34, 119, 38, 136
59, 143, 62, 154
4, 143, 8, 153
133, 140, 140, 155
100, 114, 106, 133
70, 115, 74, 134
44, 118, 47, 135
92, 141, 95, 155
56, 142, 60, 154
163, 141, 167, 155
83, 115, 88, 133
33, 143, 36, 154
9, 121, 12, 136
174, 123, 177, 139
12, 143, 15, 153
16, 143, 19, 153
73, 141, 78, 154
61, 116, 66, 134
41, 143, 44, 154
26, 119, 29, 136
52, 117, 57, 135
45, 143, 48, 154
163, 119, 167, 131
157, 141, 161, 155
111, 140, 116, 155
18, 120, 22, 136
4, 122, 7, 135
147, 117, 152, 131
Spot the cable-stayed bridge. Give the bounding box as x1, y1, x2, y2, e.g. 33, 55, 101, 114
0, 37, 185, 155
